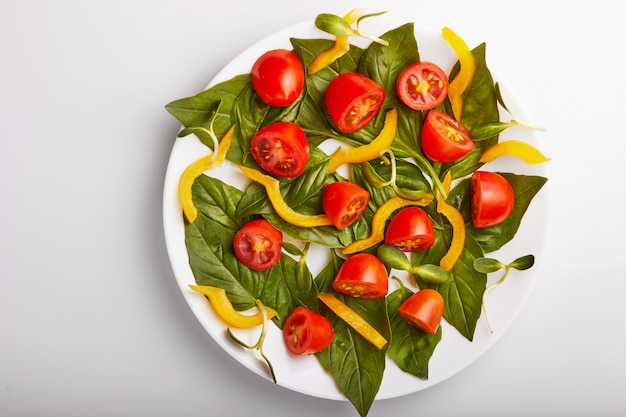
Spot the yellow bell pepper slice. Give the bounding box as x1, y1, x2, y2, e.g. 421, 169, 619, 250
479, 139, 551, 165
317, 292, 387, 349
237, 165, 333, 228
436, 194, 466, 272
342, 193, 434, 255
442, 27, 475, 122
328, 108, 398, 173
308, 9, 361, 74
208, 124, 235, 168
189, 285, 277, 328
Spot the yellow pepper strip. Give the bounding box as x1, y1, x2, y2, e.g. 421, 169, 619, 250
328, 108, 398, 173
441, 170, 452, 195
479, 139, 551, 165
317, 292, 387, 349
342, 193, 434, 255
189, 285, 277, 328
442, 27, 476, 122
436, 194, 466, 272
179, 154, 212, 223
208, 125, 236, 168
308, 9, 360, 74
237, 165, 333, 228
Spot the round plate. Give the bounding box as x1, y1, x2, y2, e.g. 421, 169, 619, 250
163, 16, 550, 401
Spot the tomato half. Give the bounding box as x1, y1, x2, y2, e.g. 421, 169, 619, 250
283, 306, 334, 355
421, 109, 474, 163
324, 72, 386, 133
333, 253, 388, 299
233, 219, 282, 271
471, 171, 515, 228
396, 62, 449, 111
250, 121, 310, 178
398, 289, 444, 335
322, 181, 370, 230
384, 207, 435, 252
250, 49, 304, 107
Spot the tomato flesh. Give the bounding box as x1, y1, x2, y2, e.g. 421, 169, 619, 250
396, 62, 449, 111
471, 171, 515, 228
250, 121, 310, 178
421, 109, 474, 163
333, 253, 388, 299
283, 306, 334, 355
250, 49, 304, 107
398, 289, 444, 335
233, 219, 282, 271
322, 181, 370, 230
384, 207, 435, 252
324, 72, 386, 133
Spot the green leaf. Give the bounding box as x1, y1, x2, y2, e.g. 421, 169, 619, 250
473, 257, 505, 274
315, 13, 359, 37
510, 254, 535, 271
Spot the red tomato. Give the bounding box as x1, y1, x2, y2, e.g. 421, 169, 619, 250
250, 121, 310, 178
421, 109, 474, 162
250, 49, 304, 107
333, 253, 388, 299
322, 182, 370, 230
283, 306, 334, 355
471, 171, 515, 228
396, 62, 449, 111
398, 289, 444, 335
384, 207, 435, 252
324, 72, 386, 133
233, 219, 282, 271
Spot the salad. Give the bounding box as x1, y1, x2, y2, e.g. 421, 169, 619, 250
164, 9, 549, 417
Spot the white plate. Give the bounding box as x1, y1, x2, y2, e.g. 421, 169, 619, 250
162, 16, 550, 401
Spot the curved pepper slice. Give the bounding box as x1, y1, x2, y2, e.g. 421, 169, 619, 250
436, 195, 466, 272
237, 165, 333, 228
208, 124, 235, 168
442, 27, 475, 122
189, 285, 277, 328
317, 292, 387, 349
308, 9, 362, 74
342, 193, 433, 255
328, 108, 398, 173
479, 139, 550, 165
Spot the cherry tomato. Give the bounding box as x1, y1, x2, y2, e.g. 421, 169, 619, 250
421, 109, 474, 163
384, 207, 435, 252
471, 171, 515, 228
324, 72, 386, 133
398, 289, 444, 335
283, 306, 334, 355
333, 253, 388, 299
322, 182, 370, 230
250, 49, 304, 107
250, 121, 310, 178
396, 62, 449, 111
233, 219, 282, 271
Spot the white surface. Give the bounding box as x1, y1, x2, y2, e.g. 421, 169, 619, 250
1, 1, 625, 416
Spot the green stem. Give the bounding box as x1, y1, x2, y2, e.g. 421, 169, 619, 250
409, 149, 447, 199
482, 266, 511, 333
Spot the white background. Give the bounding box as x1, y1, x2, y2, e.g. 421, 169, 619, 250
1, 1, 625, 416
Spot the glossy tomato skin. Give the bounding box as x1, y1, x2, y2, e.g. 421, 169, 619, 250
322, 182, 370, 230
250, 121, 310, 178
384, 207, 435, 252
250, 49, 304, 107
471, 171, 515, 228
421, 109, 475, 163
398, 289, 444, 335
324, 72, 386, 133
333, 253, 388, 299
396, 62, 449, 111
283, 306, 334, 355
233, 219, 282, 271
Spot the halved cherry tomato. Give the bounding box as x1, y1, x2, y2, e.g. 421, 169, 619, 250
384, 207, 435, 252
250, 49, 304, 107
421, 109, 474, 163
250, 121, 310, 178
398, 289, 444, 335
396, 62, 449, 111
471, 171, 515, 228
322, 181, 370, 230
233, 219, 282, 271
283, 306, 334, 355
324, 72, 385, 133
333, 253, 388, 299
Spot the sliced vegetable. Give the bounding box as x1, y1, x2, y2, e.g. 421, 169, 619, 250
332, 253, 389, 299
398, 289, 444, 335
421, 109, 474, 163
396, 61, 449, 111
479, 140, 550, 165
436, 194, 466, 272
283, 306, 334, 355
322, 181, 370, 230
442, 27, 476, 121
250, 121, 310, 178
233, 219, 283, 271
317, 292, 388, 349
250, 49, 304, 107
471, 171, 515, 228
384, 207, 435, 252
